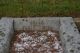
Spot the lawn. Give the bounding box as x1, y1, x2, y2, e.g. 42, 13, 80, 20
0, 0, 80, 17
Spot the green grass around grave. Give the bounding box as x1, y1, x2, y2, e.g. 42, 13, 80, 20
0, 0, 80, 17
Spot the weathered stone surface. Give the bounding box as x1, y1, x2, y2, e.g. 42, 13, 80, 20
60, 17, 80, 53
0, 18, 13, 53
13, 17, 60, 31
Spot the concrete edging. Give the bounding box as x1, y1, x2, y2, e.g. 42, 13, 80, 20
60, 17, 80, 53
0, 18, 13, 53
0, 17, 80, 53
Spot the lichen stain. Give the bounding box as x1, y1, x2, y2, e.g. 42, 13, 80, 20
0, 31, 5, 37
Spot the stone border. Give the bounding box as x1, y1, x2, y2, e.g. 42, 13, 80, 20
13, 17, 60, 31
0, 17, 80, 53
0, 18, 13, 53
60, 17, 80, 53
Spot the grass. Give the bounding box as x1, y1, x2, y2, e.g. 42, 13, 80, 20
0, 0, 80, 17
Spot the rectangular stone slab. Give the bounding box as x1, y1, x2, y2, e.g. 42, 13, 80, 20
13, 17, 60, 31
0, 18, 13, 53
60, 17, 80, 53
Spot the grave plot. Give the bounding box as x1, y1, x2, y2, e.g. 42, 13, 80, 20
0, 17, 80, 53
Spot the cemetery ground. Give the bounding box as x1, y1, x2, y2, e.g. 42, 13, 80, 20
0, 0, 80, 17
